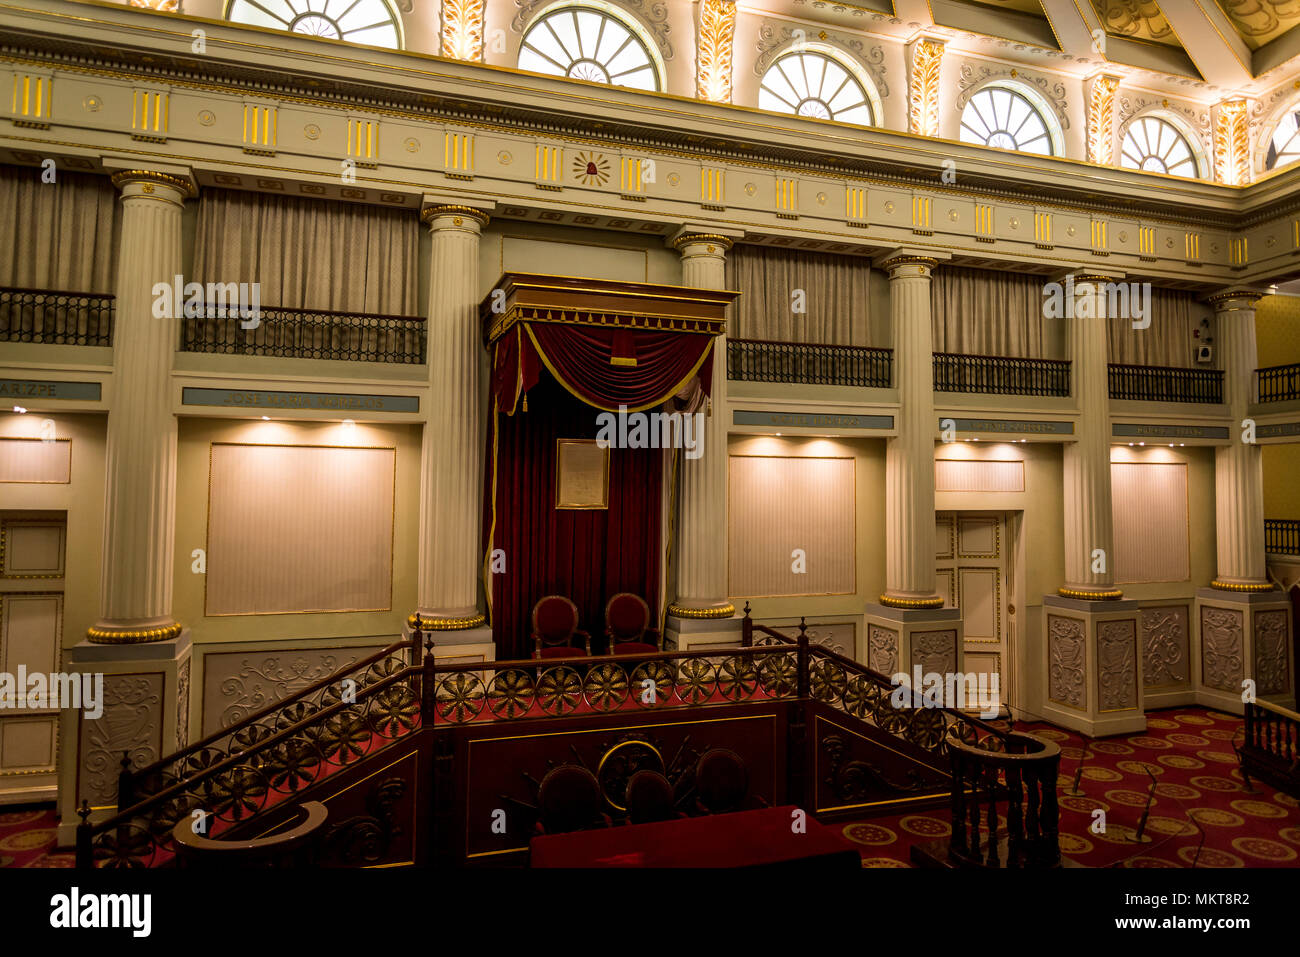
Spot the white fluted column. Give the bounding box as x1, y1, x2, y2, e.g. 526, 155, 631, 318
882, 256, 941, 607
411, 205, 488, 631
1210, 290, 1268, 590
1060, 274, 1120, 599
668, 233, 733, 619
89, 171, 193, 643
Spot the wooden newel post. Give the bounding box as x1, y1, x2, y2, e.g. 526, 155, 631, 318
74, 800, 93, 869
796, 626, 810, 700
116, 750, 135, 812
412, 626, 424, 668
741, 601, 752, 647
421, 646, 437, 725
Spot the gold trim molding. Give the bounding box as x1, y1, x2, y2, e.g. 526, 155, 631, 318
1205, 290, 1265, 306
86, 622, 184, 644
421, 204, 490, 227
672, 233, 735, 251
883, 255, 939, 272
1057, 586, 1123, 600
667, 602, 736, 619
1210, 579, 1275, 593
109, 169, 196, 197
877, 594, 945, 609
407, 611, 487, 630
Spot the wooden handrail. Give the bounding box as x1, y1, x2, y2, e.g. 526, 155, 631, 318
172, 801, 328, 867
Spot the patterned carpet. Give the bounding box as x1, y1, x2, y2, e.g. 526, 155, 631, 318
843, 707, 1300, 868
3, 707, 1296, 868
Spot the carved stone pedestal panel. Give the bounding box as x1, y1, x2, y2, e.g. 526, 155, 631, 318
1193, 588, 1294, 714
55, 630, 192, 846
665, 612, 744, 652
1040, 595, 1144, 737
1140, 602, 1194, 711
862, 603, 963, 690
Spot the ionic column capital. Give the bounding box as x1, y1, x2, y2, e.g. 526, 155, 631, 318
420, 204, 490, 229
671, 233, 734, 254
882, 255, 939, 278
109, 168, 196, 201
1206, 288, 1266, 310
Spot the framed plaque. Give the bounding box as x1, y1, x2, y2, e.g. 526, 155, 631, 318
556, 439, 609, 509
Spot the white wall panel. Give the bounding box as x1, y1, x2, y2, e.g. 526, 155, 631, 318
1111, 461, 1189, 584
0, 438, 71, 483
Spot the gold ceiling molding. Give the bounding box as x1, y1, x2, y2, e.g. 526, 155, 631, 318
695, 0, 736, 103
127, 0, 178, 10
1087, 75, 1121, 166
908, 38, 945, 138
440, 0, 485, 62
1215, 99, 1251, 187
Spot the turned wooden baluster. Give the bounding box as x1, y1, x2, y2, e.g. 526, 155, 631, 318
1004, 762, 1024, 868
1039, 759, 1061, 865
950, 749, 968, 860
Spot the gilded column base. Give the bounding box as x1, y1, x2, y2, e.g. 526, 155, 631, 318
86, 622, 184, 644
1057, 586, 1123, 601
1209, 580, 1275, 594
407, 611, 487, 631
878, 593, 945, 610
667, 602, 736, 620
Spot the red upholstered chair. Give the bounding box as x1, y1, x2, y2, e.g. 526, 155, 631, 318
624, 770, 679, 825
693, 748, 748, 815
535, 765, 610, 834
531, 595, 590, 659
604, 593, 660, 656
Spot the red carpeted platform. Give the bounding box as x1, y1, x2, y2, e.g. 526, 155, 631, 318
841, 707, 1300, 868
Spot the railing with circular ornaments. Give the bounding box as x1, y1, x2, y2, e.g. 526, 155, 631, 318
1256, 362, 1300, 403
179, 302, 427, 364
0, 286, 115, 346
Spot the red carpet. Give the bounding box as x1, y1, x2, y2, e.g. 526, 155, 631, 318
842, 707, 1300, 867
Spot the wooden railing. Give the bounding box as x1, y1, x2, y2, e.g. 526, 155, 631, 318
172, 801, 329, 868
727, 337, 893, 388
180, 303, 426, 363
1257, 362, 1300, 403
932, 353, 1070, 397
1107, 363, 1223, 404
1240, 700, 1300, 799
946, 728, 1061, 868
0, 286, 114, 346
1265, 519, 1300, 557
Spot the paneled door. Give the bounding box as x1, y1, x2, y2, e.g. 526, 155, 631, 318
0, 514, 65, 804
936, 512, 1012, 706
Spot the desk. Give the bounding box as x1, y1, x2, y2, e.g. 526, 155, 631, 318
530, 805, 860, 869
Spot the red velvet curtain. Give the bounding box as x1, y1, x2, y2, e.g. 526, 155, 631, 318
487, 374, 663, 660
491, 321, 714, 414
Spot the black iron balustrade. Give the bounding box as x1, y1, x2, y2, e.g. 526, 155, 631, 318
0, 286, 114, 346
180, 303, 427, 363
1107, 363, 1223, 404
1265, 519, 1300, 556
727, 337, 892, 388
1257, 363, 1300, 403
932, 353, 1070, 397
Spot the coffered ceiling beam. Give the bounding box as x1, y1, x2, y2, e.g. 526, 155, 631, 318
1156, 0, 1254, 87
1036, 0, 1106, 59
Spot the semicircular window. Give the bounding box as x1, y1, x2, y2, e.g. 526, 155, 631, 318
758, 50, 875, 125
959, 86, 1054, 156
1120, 116, 1199, 177
226, 0, 402, 49
518, 5, 661, 92
1267, 106, 1300, 171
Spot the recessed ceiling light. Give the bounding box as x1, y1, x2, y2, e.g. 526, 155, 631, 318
12, 406, 26, 414
261, 415, 270, 421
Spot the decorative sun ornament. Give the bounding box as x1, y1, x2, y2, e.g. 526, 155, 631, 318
573, 151, 611, 186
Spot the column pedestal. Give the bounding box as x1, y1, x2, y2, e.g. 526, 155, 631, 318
55, 631, 193, 845
664, 613, 744, 652
1193, 588, 1294, 713
863, 603, 964, 687
1040, 595, 1144, 737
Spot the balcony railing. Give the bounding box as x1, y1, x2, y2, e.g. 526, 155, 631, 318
180, 304, 427, 364
0, 286, 114, 346
932, 353, 1070, 397
1265, 519, 1300, 557
1107, 363, 1223, 404
1257, 363, 1300, 403
727, 337, 892, 388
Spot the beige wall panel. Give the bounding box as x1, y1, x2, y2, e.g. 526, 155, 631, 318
957, 516, 999, 557
1111, 461, 1190, 584
1, 594, 61, 676
0, 438, 71, 484
935, 458, 1024, 493
728, 455, 855, 597
2, 521, 65, 577
206, 444, 395, 615
958, 568, 999, 641
0, 716, 56, 770
501, 234, 649, 282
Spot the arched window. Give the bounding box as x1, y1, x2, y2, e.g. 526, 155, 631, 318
758, 48, 877, 126
1120, 115, 1200, 177
1267, 104, 1300, 171
959, 84, 1057, 156
225, 0, 402, 49
517, 3, 662, 92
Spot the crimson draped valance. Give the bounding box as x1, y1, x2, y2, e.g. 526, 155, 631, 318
482, 273, 736, 414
